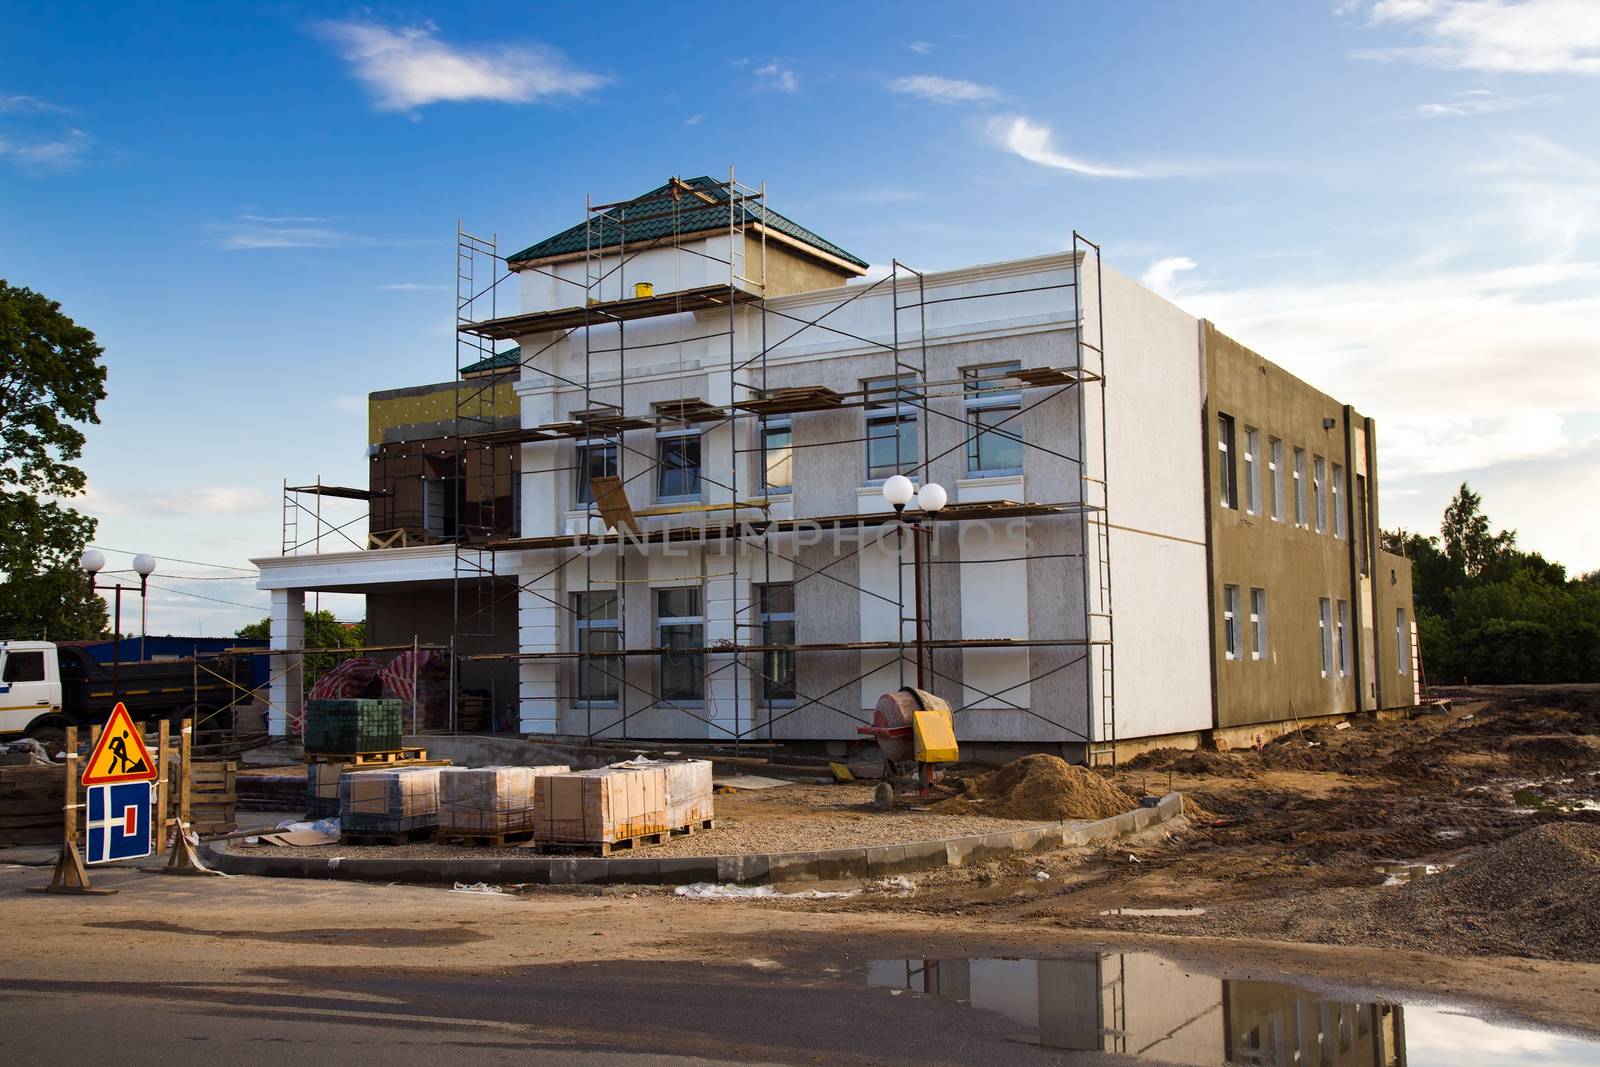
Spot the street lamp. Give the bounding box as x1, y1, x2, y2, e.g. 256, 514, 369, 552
881, 476, 946, 689
80, 548, 156, 699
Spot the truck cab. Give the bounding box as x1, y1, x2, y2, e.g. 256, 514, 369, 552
0, 640, 67, 744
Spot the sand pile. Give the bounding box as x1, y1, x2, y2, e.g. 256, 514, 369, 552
938, 755, 1137, 822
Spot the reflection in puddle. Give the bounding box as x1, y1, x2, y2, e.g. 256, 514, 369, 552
868, 953, 1600, 1065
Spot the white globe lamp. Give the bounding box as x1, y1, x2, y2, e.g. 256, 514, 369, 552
916, 482, 948, 513
881, 474, 915, 511
131, 553, 157, 578
78, 548, 106, 575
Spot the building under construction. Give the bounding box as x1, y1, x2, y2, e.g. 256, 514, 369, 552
258, 172, 1419, 763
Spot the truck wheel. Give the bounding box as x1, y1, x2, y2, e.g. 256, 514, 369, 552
25, 724, 66, 751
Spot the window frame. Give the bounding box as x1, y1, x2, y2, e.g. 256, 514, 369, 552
1397, 607, 1407, 675
1313, 455, 1327, 533
1331, 462, 1345, 539
755, 582, 797, 703
1243, 426, 1260, 515
1223, 583, 1241, 660
655, 426, 703, 503
863, 374, 920, 482
574, 438, 619, 507
759, 416, 792, 496
1336, 599, 1351, 677
2, 650, 46, 683
1217, 413, 1238, 510
962, 362, 1024, 477
1319, 597, 1332, 678
1250, 587, 1268, 661
1293, 447, 1307, 527
572, 590, 620, 704
655, 586, 705, 703
1268, 437, 1284, 522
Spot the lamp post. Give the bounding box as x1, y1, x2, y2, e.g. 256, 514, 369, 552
79, 549, 156, 699
881, 476, 947, 689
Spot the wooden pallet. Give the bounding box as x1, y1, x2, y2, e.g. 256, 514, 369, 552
436, 827, 538, 848
339, 825, 437, 846
302, 747, 428, 766
535, 819, 716, 857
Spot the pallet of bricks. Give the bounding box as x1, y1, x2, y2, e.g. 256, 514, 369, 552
339, 766, 443, 844
0, 764, 63, 847
189, 761, 237, 837
436, 765, 570, 846
531, 759, 713, 856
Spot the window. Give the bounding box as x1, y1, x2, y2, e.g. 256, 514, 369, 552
1223, 584, 1241, 660
656, 429, 702, 501
963, 362, 1023, 475
1268, 438, 1284, 522
1293, 448, 1307, 527
572, 591, 619, 703
1331, 463, 1345, 539
423, 476, 461, 540
575, 440, 618, 506
1250, 588, 1268, 660
1243, 427, 1260, 514
864, 374, 919, 481
1356, 473, 1371, 576
2, 650, 45, 683
1319, 598, 1332, 677
1337, 599, 1351, 677
756, 583, 796, 701
760, 417, 792, 495
1397, 608, 1407, 674
1313, 455, 1327, 533
1217, 413, 1238, 509
655, 587, 704, 701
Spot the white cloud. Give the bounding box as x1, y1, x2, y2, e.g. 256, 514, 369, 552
887, 74, 1000, 104
754, 61, 799, 94
1354, 0, 1600, 74
684, 113, 703, 126
0, 128, 90, 170
209, 215, 428, 251
908, 41, 933, 54
986, 115, 1155, 178
313, 20, 607, 112
377, 282, 449, 291
0, 93, 71, 114
1409, 89, 1560, 116
328, 395, 368, 413
82, 486, 273, 518
1141, 256, 1198, 298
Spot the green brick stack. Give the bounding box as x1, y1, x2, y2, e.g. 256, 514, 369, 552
304, 698, 404, 755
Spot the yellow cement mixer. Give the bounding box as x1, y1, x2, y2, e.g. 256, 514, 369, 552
857, 687, 959, 795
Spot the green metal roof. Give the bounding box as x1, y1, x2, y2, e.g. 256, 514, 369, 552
461, 345, 519, 375
505, 176, 869, 270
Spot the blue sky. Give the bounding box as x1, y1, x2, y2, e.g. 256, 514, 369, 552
3, 0, 1597, 633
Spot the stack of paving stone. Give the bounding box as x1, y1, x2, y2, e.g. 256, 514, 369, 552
339, 766, 442, 837
437, 765, 568, 839
660, 760, 715, 829
532, 764, 669, 849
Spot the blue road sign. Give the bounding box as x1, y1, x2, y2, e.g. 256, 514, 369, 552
86, 781, 154, 864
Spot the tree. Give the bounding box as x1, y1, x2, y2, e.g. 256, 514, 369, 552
1440, 482, 1516, 578
0, 280, 109, 639
236, 611, 367, 693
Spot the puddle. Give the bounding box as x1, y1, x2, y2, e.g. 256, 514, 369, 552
867, 952, 1600, 1064
88, 919, 490, 948
1097, 907, 1207, 917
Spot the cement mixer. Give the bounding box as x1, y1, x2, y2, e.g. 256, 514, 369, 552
857, 687, 959, 796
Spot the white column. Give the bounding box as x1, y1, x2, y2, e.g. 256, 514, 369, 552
703, 570, 750, 741
268, 588, 304, 738
518, 572, 561, 735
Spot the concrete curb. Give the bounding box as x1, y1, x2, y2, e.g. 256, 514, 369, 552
202, 791, 1183, 886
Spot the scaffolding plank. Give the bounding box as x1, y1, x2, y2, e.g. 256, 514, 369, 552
459, 285, 761, 340
286, 484, 379, 501
588, 475, 638, 533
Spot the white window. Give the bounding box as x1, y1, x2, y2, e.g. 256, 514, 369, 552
1313, 455, 1327, 533
1332, 462, 1345, 539
760, 416, 792, 495
572, 591, 619, 703
1397, 608, 1407, 675
1337, 599, 1351, 677
1293, 448, 1307, 527
1319, 598, 1332, 677
422, 475, 460, 539
1268, 438, 1283, 522
575, 439, 618, 506
864, 375, 919, 481
1223, 584, 1241, 660
656, 587, 704, 701
963, 362, 1024, 475
1217, 413, 1237, 509
1243, 428, 1260, 514
757, 583, 796, 702
1250, 588, 1268, 660
656, 428, 702, 501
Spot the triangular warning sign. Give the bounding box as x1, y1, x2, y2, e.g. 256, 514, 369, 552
82, 702, 158, 786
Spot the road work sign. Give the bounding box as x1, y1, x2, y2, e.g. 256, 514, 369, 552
82, 702, 157, 786
85, 781, 154, 864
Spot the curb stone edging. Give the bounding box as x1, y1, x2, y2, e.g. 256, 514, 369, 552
201, 791, 1184, 886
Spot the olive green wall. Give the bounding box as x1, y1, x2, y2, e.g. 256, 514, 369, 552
1202, 323, 1415, 728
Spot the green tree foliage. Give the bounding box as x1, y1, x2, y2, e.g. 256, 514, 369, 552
1386, 483, 1600, 684
0, 280, 109, 639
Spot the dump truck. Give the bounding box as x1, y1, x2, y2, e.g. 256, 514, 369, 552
0, 639, 255, 746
